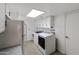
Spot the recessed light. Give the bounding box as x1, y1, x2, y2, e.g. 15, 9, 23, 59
27, 9, 44, 17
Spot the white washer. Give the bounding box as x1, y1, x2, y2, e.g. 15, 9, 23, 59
37, 33, 56, 55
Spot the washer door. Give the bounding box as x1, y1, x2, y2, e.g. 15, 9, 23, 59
38, 36, 45, 49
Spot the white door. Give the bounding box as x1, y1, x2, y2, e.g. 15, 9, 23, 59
66, 12, 79, 55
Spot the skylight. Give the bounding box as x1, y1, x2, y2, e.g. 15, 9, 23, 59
27, 9, 44, 17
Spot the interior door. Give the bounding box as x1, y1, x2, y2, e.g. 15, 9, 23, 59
66, 12, 79, 55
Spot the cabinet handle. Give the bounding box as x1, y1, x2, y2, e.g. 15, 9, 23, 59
65, 36, 69, 39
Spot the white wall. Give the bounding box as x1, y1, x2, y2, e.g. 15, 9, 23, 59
36, 16, 54, 28
0, 4, 5, 33
54, 14, 66, 54
6, 3, 27, 20
35, 16, 54, 33
36, 17, 51, 28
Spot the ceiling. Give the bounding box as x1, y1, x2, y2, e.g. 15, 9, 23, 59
6, 3, 79, 20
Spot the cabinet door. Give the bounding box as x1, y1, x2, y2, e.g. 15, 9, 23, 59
66, 12, 79, 55
34, 34, 38, 46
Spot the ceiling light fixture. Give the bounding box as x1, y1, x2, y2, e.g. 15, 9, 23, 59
27, 9, 44, 17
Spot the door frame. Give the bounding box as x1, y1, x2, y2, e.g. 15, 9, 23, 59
21, 21, 24, 55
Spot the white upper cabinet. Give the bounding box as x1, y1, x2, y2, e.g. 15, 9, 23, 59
0, 4, 5, 33
37, 16, 54, 28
